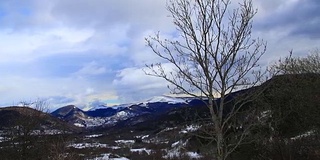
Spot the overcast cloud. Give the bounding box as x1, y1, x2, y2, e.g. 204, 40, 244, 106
0, 0, 319, 110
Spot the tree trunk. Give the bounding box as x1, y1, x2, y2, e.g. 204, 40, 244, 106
216, 130, 224, 160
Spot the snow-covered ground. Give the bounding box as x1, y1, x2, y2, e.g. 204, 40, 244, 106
73, 111, 135, 128
69, 142, 108, 149
158, 127, 178, 133
179, 124, 201, 134
161, 139, 203, 159
115, 140, 135, 143
85, 134, 103, 138
185, 152, 203, 159
31, 129, 65, 135
135, 134, 149, 140
163, 140, 188, 159
291, 130, 315, 140
0, 136, 5, 142
114, 139, 135, 148
68, 142, 129, 150
130, 148, 152, 155
87, 153, 130, 160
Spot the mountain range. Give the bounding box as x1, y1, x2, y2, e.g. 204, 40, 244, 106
51, 95, 206, 129
0, 73, 318, 138
49, 73, 320, 135
0, 73, 319, 159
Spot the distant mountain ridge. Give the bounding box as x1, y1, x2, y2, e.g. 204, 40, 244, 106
50, 73, 320, 131
50, 95, 202, 128
83, 95, 191, 111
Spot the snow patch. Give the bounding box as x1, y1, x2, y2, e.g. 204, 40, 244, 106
85, 134, 103, 138
143, 95, 188, 105
115, 140, 135, 144
115, 139, 135, 147
116, 111, 128, 117
110, 103, 133, 109
130, 148, 152, 155
186, 152, 203, 159
171, 141, 180, 148
158, 127, 177, 133
135, 134, 149, 139
31, 129, 65, 135
0, 136, 5, 142
74, 123, 85, 127
179, 125, 201, 134
291, 130, 315, 140
109, 146, 121, 149
68, 142, 107, 149
88, 153, 129, 160
163, 140, 189, 159
73, 111, 135, 128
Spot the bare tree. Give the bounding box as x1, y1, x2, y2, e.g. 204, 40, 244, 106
270, 49, 320, 75
145, 0, 266, 159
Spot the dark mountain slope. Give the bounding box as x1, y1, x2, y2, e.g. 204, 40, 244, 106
0, 106, 80, 132
256, 73, 320, 137
51, 105, 89, 123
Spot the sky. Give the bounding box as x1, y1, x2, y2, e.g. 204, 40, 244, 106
0, 0, 319, 110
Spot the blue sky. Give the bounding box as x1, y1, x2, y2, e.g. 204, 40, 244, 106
0, 0, 319, 110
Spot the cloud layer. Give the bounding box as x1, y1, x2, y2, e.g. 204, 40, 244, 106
0, 0, 319, 110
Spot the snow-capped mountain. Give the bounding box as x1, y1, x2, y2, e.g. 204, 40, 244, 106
51, 95, 197, 128
142, 95, 189, 105
81, 103, 108, 112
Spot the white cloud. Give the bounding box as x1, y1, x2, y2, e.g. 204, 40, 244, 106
0, 27, 94, 63
255, 0, 297, 18
0, 0, 320, 108
73, 61, 107, 77
113, 67, 167, 90
113, 68, 166, 103
0, 74, 117, 110
112, 63, 179, 103
51, 0, 170, 30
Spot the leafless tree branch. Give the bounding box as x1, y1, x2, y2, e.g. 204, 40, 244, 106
145, 0, 266, 159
